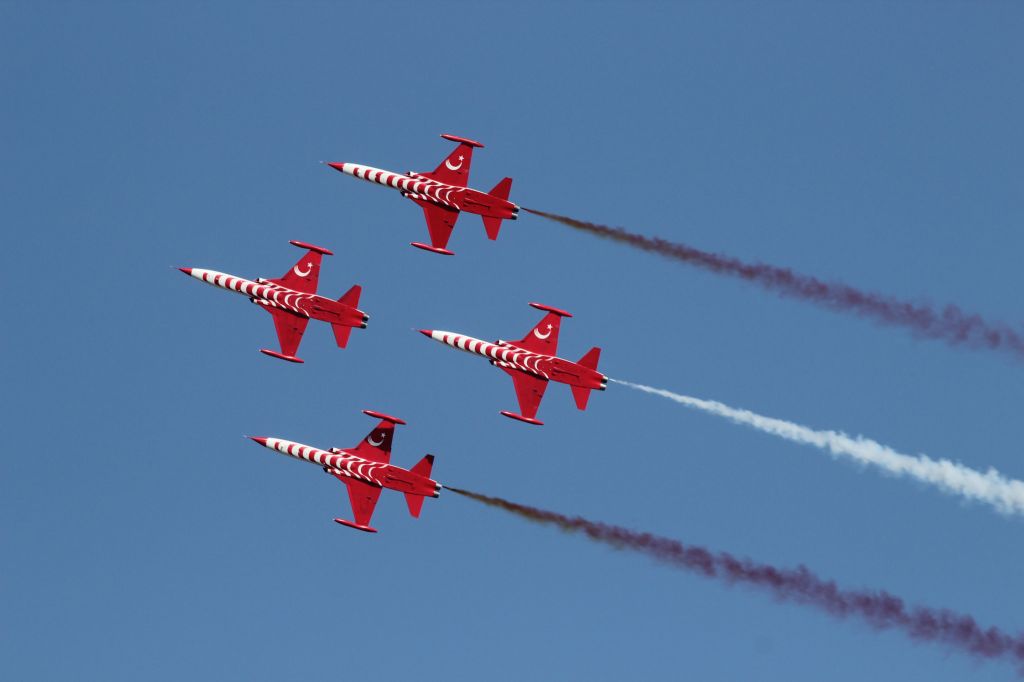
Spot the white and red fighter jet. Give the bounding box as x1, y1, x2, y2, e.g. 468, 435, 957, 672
419, 303, 607, 426
179, 240, 367, 363
326, 133, 519, 256
248, 410, 440, 533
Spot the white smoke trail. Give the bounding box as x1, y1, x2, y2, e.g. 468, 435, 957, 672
611, 378, 1024, 516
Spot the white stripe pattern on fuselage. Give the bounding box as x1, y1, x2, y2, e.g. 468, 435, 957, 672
428, 330, 551, 379
190, 268, 314, 317
340, 163, 465, 210
265, 438, 387, 487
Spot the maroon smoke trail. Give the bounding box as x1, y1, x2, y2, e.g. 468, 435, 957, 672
447, 486, 1024, 669
524, 208, 1024, 360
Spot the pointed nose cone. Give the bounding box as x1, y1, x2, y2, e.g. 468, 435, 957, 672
247, 436, 269, 447
418, 329, 434, 339
326, 162, 345, 173
178, 267, 193, 276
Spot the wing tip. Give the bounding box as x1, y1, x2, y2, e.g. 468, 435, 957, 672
410, 242, 455, 256
529, 302, 573, 318
363, 409, 406, 425
440, 133, 484, 148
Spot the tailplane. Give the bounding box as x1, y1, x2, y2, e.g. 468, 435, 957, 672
332, 325, 353, 348
404, 493, 426, 518
404, 454, 435, 518
332, 285, 363, 348
481, 177, 514, 240
570, 385, 592, 411
571, 347, 602, 411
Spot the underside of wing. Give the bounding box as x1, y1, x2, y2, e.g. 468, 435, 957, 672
340, 477, 383, 528
502, 366, 549, 421
265, 307, 310, 358
414, 199, 460, 252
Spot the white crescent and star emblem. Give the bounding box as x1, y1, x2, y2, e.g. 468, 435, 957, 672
367, 432, 386, 447
444, 154, 465, 171
293, 262, 313, 277
533, 323, 553, 340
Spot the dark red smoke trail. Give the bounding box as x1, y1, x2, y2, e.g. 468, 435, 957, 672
524, 208, 1024, 359
447, 486, 1024, 668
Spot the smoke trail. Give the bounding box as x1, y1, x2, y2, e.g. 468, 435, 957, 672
525, 208, 1024, 359
612, 378, 1024, 516
448, 485, 1024, 668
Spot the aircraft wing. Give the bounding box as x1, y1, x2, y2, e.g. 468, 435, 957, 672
501, 366, 549, 421
270, 248, 323, 294
264, 307, 309, 358
339, 477, 383, 529
512, 311, 563, 355
413, 198, 460, 252
419, 137, 477, 187
349, 419, 396, 464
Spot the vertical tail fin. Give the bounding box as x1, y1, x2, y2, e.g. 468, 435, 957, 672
570, 347, 601, 411
332, 285, 362, 348
410, 454, 434, 478
488, 176, 512, 202
404, 454, 435, 518
578, 346, 601, 371
481, 177, 513, 240
338, 284, 361, 308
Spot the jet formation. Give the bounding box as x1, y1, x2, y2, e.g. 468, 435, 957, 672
181, 135, 605, 530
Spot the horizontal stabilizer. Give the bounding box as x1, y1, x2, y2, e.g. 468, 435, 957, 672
571, 385, 592, 411
404, 493, 426, 518
482, 216, 503, 241
332, 324, 353, 348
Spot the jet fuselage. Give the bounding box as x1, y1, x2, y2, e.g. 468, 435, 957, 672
181, 268, 367, 328
250, 437, 441, 499
421, 329, 607, 392
329, 163, 519, 221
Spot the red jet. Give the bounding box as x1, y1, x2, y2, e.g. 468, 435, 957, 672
248, 410, 440, 533
326, 133, 519, 256
419, 303, 607, 425
179, 240, 367, 363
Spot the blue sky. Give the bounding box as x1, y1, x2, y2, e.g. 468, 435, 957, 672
3, 2, 1023, 679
